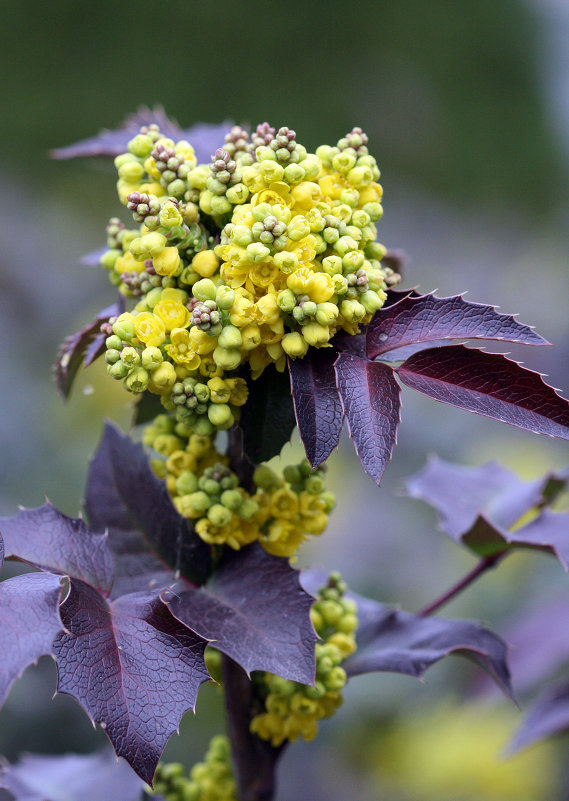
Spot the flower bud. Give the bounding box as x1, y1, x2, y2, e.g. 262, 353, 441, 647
100, 249, 120, 270
185, 491, 212, 516
141, 346, 163, 371
340, 299, 366, 323
246, 243, 271, 263
226, 183, 249, 204
260, 161, 284, 183
302, 322, 331, 347
241, 324, 262, 351
128, 134, 154, 158
218, 325, 243, 349
254, 464, 278, 490
207, 503, 233, 527
192, 250, 219, 278
118, 160, 145, 183
277, 289, 296, 313
159, 201, 183, 229
220, 489, 243, 510
108, 361, 128, 379
273, 251, 298, 274
194, 382, 210, 403
153, 246, 181, 277
281, 332, 309, 358
105, 348, 120, 365
213, 346, 242, 371
139, 232, 167, 258
193, 278, 217, 302
238, 498, 260, 520
112, 313, 136, 341
315, 302, 339, 327
216, 286, 235, 310
125, 366, 149, 393
287, 215, 310, 242
176, 471, 199, 495
120, 346, 141, 368
207, 403, 234, 428
363, 202, 383, 222
149, 361, 177, 391
360, 290, 385, 314
194, 416, 215, 436
321, 255, 343, 275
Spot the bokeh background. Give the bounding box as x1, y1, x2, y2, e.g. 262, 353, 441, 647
1, 1, 569, 799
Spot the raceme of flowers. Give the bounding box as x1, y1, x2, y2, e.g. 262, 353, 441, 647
101, 121, 399, 437
145, 419, 334, 558
250, 572, 358, 746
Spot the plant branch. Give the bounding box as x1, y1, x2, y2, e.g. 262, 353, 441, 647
222, 655, 284, 801
417, 554, 502, 617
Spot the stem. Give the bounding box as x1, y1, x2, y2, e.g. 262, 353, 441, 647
222, 655, 284, 801
417, 554, 502, 617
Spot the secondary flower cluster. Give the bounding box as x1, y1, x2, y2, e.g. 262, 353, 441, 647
150, 736, 236, 801
100, 120, 398, 436
145, 417, 334, 558
250, 572, 358, 745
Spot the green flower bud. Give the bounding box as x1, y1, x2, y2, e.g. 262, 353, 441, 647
176, 471, 199, 495
213, 346, 242, 371
260, 160, 285, 183
273, 251, 298, 274
363, 202, 383, 222
351, 210, 371, 228
208, 403, 234, 429
332, 274, 348, 295
321, 255, 343, 275
118, 160, 145, 183
120, 346, 140, 368
336, 613, 358, 634
112, 315, 135, 341
159, 201, 183, 229
321, 491, 336, 512
193, 416, 215, 437
226, 183, 249, 205
323, 666, 347, 691
246, 242, 270, 263
315, 302, 339, 327
167, 178, 187, 198
302, 322, 331, 347
287, 215, 310, 242
340, 299, 366, 323
105, 348, 121, 365
232, 224, 254, 247
151, 361, 177, 390
127, 133, 154, 158
207, 503, 233, 527
187, 491, 212, 515
360, 289, 384, 314
218, 325, 243, 349
216, 286, 235, 310
254, 464, 278, 490
342, 251, 365, 273
193, 278, 217, 302
179, 266, 201, 286
141, 346, 163, 371
256, 146, 277, 162
335, 236, 358, 257
299, 459, 312, 478
277, 289, 297, 313
220, 489, 243, 510
332, 151, 357, 174
237, 498, 259, 520
323, 227, 340, 244
139, 232, 167, 259
100, 249, 120, 270
154, 414, 176, 433
125, 366, 149, 393
199, 476, 221, 495
283, 465, 302, 484
281, 332, 309, 358
283, 163, 305, 184
305, 474, 325, 494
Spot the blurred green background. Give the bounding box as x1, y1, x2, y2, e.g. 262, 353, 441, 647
1, 1, 569, 798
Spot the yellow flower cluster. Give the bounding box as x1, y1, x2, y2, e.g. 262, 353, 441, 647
101, 122, 399, 431
145, 419, 335, 558
250, 573, 358, 746
151, 736, 236, 801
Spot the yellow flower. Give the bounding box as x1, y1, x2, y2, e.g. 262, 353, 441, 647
134, 312, 166, 347
198, 355, 224, 379
319, 172, 349, 201
207, 376, 231, 404
225, 377, 249, 406
248, 346, 274, 379
192, 250, 219, 278
166, 328, 201, 368
307, 272, 334, 303
220, 261, 249, 289
115, 251, 146, 275
302, 512, 328, 535
299, 491, 327, 517
255, 293, 281, 324
160, 287, 188, 305
290, 181, 323, 210
269, 489, 300, 519
259, 319, 284, 345
166, 450, 198, 477
153, 246, 180, 277
249, 261, 280, 288
154, 299, 190, 331
287, 267, 315, 295
188, 327, 217, 355
230, 294, 257, 327
261, 519, 305, 557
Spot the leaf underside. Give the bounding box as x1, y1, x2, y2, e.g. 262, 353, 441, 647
508, 681, 569, 754
239, 366, 297, 463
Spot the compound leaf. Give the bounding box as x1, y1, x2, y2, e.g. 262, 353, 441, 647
85, 423, 211, 588
335, 354, 401, 484
53, 580, 210, 785
398, 345, 569, 439
289, 349, 344, 468
344, 597, 513, 698
55, 300, 123, 399
163, 544, 316, 684
0, 503, 114, 595
366, 292, 548, 360
0, 573, 63, 707
0, 750, 144, 801
239, 366, 297, 464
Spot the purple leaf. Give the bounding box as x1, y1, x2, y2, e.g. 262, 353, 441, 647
0, 750, 144, 801
53, 580, 209, 785
51, 107, 230, 165
508, 682, 569, 754
366, 292, 548, 360
55, 300, 123, 399
335, 354, 401, 484
239, 366, 296, 464
398, 345, 569, 439
0, 573, 63, 707
163, 544, 316, 684
85, 423, 211, 587
0, 503, 114, 594
289, 350, 344, 468
344, 597, 513, 699
405, 456, 561, 538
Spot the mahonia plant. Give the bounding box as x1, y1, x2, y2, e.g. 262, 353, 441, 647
2, 108, 569, 801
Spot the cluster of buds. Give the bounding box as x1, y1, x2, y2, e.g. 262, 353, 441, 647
269, 126, 300, 165
250, 573, 358, 746
150, 736, 236, 801
250, 122, 275, 151
223, 125, 253, 163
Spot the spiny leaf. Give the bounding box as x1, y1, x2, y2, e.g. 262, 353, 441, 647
163, 544, 316, 684
50, 107, 230, 164
0, 573, 63, 707
508, 682, 569, 754
0, 750, 144, 801
0, 503, 114, 595
366, 292, 548, 360
335, 354, 401, 484
86, 423, 211, 587
289, 349, 344, 468
405, 456, 563, 538
239, 366, 297, 464
398, 345, 569, 439
53, 580, 210, 785
344, 596, 513, 699
55, 300, 123, 399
